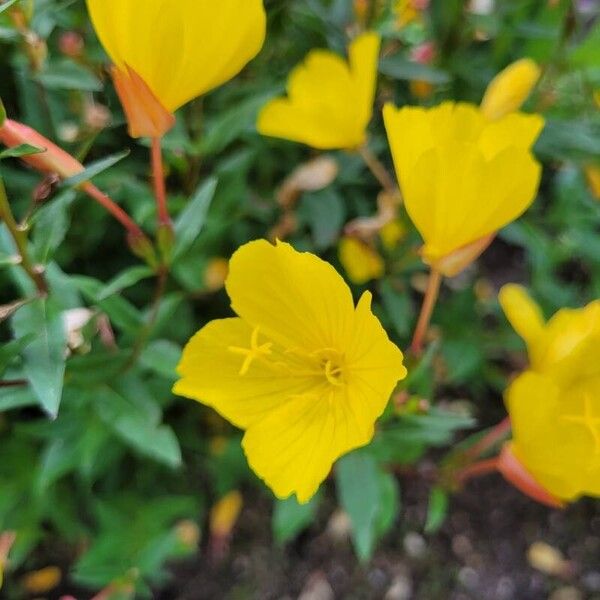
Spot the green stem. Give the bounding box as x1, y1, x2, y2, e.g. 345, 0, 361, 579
0, 177, 47, 295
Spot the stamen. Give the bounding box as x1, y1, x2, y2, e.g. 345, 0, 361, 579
228, 326, 273, 376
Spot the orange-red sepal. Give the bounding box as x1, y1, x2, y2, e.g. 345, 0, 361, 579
111, 64, 176, 139
497, 443, 565, 509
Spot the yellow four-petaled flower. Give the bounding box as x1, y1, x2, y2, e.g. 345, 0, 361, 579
257, 32, 381, 150
500, 284, 600, 501
174, 240, 406, 503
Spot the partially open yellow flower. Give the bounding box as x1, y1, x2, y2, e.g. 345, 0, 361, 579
339, 236, 384, 284
174, 240, 406, 503
481, 58, 541, 121
499, 284, 600, 501
394, 0, 424, 28
383, 102, 544, 276
257, 32, 381, 150
87, 0, 266, 138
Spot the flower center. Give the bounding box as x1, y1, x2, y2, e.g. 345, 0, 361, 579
313, 348, 346, 387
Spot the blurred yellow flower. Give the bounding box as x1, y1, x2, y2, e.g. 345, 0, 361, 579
87, 0, 266, 138
339, 236, 384, 284
257, 32, 381, 150
383, 101, 544, 276
499, 284, 600, 501
210, 491, 243, 539
481, 58, 541, 121
174, 240, 406, 503
380, 219, 406, 250
395, 0, 426, 27
585, 165, 600, 200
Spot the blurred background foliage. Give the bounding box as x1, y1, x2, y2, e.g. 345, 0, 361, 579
0, 0, 599, 597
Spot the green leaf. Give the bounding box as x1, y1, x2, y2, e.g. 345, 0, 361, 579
374, 471, 400, 540
272, 492, 321, 545
11, 297, 67, 418
62, 149, 131, 188
95, 387, 182, 468
139, 340, 181, 380
299, 188, 346, 250
0, 387, 38, 412
425, 487, 449, 533
0, 144, 44, 160
35, 60, 103, 92
32, 190, 76, 264
0, 0, 21, 16
73, 276, 143, 333
336, 451, 381, 561
379, 56, 451, 84
173, 177, 218, 260
0, 333, 35, 375
97, 266, 154, 301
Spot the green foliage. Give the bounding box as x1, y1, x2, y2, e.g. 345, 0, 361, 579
0, 0, 598, 595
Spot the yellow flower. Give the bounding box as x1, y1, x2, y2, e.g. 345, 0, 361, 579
380, 219, 406, 250
174, 240, 406, 502
383, 101, 544, 276
338, 236, 385, 284
499, 284, 600, 501
394, 0, 423, 28
481, 58, 541, 121
585, 165, 600, 200
257, 32, 381, 150
87, 0, 266, 138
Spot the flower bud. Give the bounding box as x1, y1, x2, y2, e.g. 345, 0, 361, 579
0, 118, 84, 178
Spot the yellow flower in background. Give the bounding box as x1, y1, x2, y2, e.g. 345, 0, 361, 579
380, 219, 406, 250
481, 58, 541, 121
394, 0, 426, 28
87, 0, 266, 138
174, 240, 406, 503
257, 32, 381, 150
383, 101, 544, 276
339, 236, 384, 284
585, 165, 600, 200
499, 284, 600, 501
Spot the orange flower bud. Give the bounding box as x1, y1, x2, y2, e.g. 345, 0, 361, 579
0, 119, 84, 178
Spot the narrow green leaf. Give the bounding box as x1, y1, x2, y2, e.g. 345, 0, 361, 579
0, 386, 38, 412
425, 487, 449, 533
0, 144, 44, 160
139, 340, 181, 380
0, 0, 21, 16
173, 177, 218, 260
62, 149, 130, 188
35, 60, 103, 92
32, 190, 76, 264
379, 56, 451, 84
97, 266, 154, 301
0, 333, 35, 375
273, 492, 321, 545
11, 297, 67, 418
336, 451, 381, 561
96, 388, 182, 468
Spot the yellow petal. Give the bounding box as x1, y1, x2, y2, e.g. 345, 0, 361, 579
174, 318, 319, 429
87, 0, 266, 112
498, 284, 545, 349
348, 32, 381, 128
226, 240, 356, 353
481, 58, 541, 121
242, 385, 372, 503
338, 237, 384, 284
257, 33, 379, 150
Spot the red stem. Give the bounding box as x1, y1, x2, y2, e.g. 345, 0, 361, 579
81, 182, 147, 242
411, 269, 442, 356
151, 137, 171, 227
456, 458, 499, 484
465, 416, 512, 461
